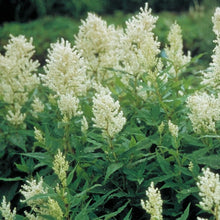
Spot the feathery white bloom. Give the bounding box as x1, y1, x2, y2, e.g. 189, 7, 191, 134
20, 177, 48, 212
40, 198, 64, 220
197, 168, 220, 218
118, 3, 160, 84
6, 106, 26, 126
53, 149, 69, 187
24, 212, 40, 220
92, 87, 126, 138
201, 8, 220, 89
188, 161, 194, 172
213, 7, 220, 36
41, 38, 89, 96
186, 92, 220, 134
168, 120, 178, 138
57, 93, 82, 122
197, 217, 208, 220
201, 39, 220, 89
32, 97, 44, 113
165, 22, 191, 76
141, 182, 163, 220
0, 35, 39, 125
34, 127, 45, 144
0, 196, 16, 220
75, 13, 121, 81
158, 121, 165, 135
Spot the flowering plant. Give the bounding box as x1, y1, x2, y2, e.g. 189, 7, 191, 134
0, 3, 219, 220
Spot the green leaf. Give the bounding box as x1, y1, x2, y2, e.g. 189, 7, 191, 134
99, 200, 130, 220
0, 177, 23, 181
66, 163, 78, 186
156, 154, 173, 175
9, 134, 27, 152
124, 208, 132, 220
176, 203, 191, 220
20, 152, 53, 167
197, 155, 220, 169
177, 187, 198, 203
104, 162, 123, 182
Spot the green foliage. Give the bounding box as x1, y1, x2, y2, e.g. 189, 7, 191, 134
0, 4, 219, 220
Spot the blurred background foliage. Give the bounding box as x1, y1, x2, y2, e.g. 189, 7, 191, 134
0, 0, 219, 68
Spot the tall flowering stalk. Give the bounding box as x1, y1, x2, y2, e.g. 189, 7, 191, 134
186, 92, 220, 134
75, 13, 121, 82
41, 38, 89, 97
202, 7, 220, 90
117, 3, 161, 88
0, 35, 39, 126
165, 22, 191, 79
0, 196, 16, 220
197, 168, 220, 220
92, 87, 126, 139
141, 182, 163, 220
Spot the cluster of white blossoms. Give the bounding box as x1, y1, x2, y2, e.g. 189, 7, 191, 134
92, 87, 126, 138
20, 177, 48, 210
0, 196, 16, 220
57, 93, 82, 122
197, 168, 220, 219
202, 7, 220, 90
168, 120, 179, 138
75, 13, 121, 81
141, 182, 163, 220
53, 149, 69, 187
41, 38, 89, 97
0, 35, 40, 125
186, 92, 220, 134
20, 177, 64, 219
34, 127, 45, 144
118, 3, 161, 85
165, 22, 191, 77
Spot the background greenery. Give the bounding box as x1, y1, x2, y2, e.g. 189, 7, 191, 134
0, 0, 219, 69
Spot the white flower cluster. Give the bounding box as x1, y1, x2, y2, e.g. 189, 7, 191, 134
197, 168, 220, 219
165, 22, 191, 76
75, 13, 121, 81
186, 92, 220, 134
53, 149, 69, 187
168, 120, 179, 138
20, 177, 48, 210
0, 196, 16, 220
20, 177, 64, 219
92, 87, 126, 138
34, 127, 45, 144
41, 38, 89, 96
0, 35, 40, 125
118, 3, 160, 84
202, 8, 220, 90
141, 182, 163, 220
213, 7, 220, 37
57, 93, 82, 122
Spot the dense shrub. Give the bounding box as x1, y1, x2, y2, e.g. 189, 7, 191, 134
0, 3, 219, 220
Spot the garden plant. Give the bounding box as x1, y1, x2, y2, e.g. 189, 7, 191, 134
0, 3, 219, 220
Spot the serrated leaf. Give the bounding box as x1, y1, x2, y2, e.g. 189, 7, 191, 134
104, 162, 123, 182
